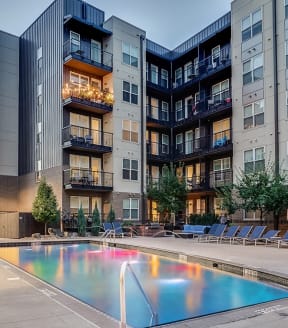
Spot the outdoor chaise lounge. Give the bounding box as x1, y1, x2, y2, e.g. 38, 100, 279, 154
231, 225, 253, 244
277, 231, 288, 248
214, 225, 240, 244
113, 221, 134, 237
197, 224, 226, 242
102, 222, 115, 238
235, 225, 267, 245
254, 229, 280, 246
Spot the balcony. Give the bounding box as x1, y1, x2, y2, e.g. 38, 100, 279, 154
62, 84, 113, 114
146, 104, 170, 128
172, 45, 231, 91
63, 40, 113, 76
186, 175, 208, 191
174, 128, 232, 161
63, 168, 113, 191
209, 169, 233, 188
147, 142, 170, 162
62, 125, 112, 154
174, 89, 232, 128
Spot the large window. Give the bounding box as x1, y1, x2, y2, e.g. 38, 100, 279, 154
70, 196, 89, 214
176, 133, 183, 153
175, 67, 182, 87
70, 71, 89, 88
175, 100, 183, 121
122, 120, 138, 142
162, 134, 169, 154
244, 99, 264, 129
70, 31, 80, 53
286, 0, 288, 19
244, 147, 265, 173
243, 54, 263, 85
185, 130, 193, 154
123, 199, 139, 220
160, 69, 168, 88
151, 64, 158, 84
212, 79, 229, 103
122, 159, 138, 180
122, 81, 138, 104
213, 157, 231, 186
161, 101, 169, 121
122, 42, 138, 67
242, 8, 262, 42
184, 62, 193, 82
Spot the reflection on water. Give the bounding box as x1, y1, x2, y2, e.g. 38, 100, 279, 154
0, 243, 288, 328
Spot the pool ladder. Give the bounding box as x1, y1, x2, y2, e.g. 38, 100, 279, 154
119, 261, 158, 328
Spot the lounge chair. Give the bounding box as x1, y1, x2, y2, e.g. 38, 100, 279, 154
231, 225, 253, 244
254, 229, 280, 246
217, 225, 240, 244
195, 223, 219, 241
206, 224, 227, 242
102, 222, 114, 238
237, 225, 267, 245
277, 231, 288, 248
112, 221, 129, 238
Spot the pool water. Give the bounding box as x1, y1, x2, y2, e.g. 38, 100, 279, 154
0, 243, 288, 328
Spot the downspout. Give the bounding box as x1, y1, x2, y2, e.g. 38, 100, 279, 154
272, 0, 279, 175
139, 34, 146, 223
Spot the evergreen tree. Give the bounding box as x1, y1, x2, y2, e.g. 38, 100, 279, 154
77, 204, 86, 237
106, 204, 115, 223
91, 202, 101, 236
32, 178, 58, 235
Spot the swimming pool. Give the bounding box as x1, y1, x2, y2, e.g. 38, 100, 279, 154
0, 242, 288, 328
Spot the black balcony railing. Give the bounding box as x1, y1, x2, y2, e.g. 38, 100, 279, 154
174, 128, 232, 160
146, 142, 170, 161
63, 168, 113, 190
62, 125, 113, 152
209, 169, 233, 188
63, 40, 113, 71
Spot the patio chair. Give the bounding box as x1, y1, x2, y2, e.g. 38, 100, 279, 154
112, 221, 128, 238
217, 225, 240, 244
231, 225, 253, 244
238, 225, 267, 246
102, 222, 114, 238
206, 224, 227, 242
254, 229, 280, 246
195, 223, 219, 241
277, 231, 288, 248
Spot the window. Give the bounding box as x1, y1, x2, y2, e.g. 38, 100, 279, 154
162, 134, 169, 154
122, 159, 138, 180
244, 99, 264, 129
36, 122, 42, 144
212, 79, 229, 103
151, 64, 158, 84
122, 42, 138, 67
37, 84, 42, 106
70, 71, 89, 88
194, 57, 199, 75
176, 134, 183, 153
243, 53, 263, 85
212, 45, 220, 67
286, 0, 288, 19
70, 31, 80, 53
185, 96, 193, 118
122, 81, 138, 104
37, 47, 43, 70
213, 157, 231, 186
161, 69, 168, 88
70, 196, 89, 214
286, 40, 288, 68
91, 39, 101, 63
161, 102, 169, 121
185, 130, 193, 154
150, 97, 159, 119
123, 199, 139, 220
175, 100, 183, 121
213, 118, 230, 146
184, 62, 193, 82
244, 147, 265, 173
122, 120, 139, 142
241, 8, 262, 42
151, 132, 159, 155
175, 67, 182, 87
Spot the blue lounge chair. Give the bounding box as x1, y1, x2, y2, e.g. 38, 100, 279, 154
217, 225, 240, 244
254, 229, 280, 246
277, 231, 288, 248
112, 221, 131, 238
239, 225, 267, 245
231, 225, 253, 244
206, 224, 226, 242
102, 222, 114, 238
195, 223, 219, 241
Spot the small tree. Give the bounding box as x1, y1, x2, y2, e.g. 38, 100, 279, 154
106, 205, 115, 223
32, 178, 58, 235
77, 204, 86, 237
91, 202, 101, 236
147, 163, 187, 223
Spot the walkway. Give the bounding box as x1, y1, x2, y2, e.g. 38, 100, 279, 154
0, 236, 288, 327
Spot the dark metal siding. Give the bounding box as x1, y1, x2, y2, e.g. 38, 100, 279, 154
19, 0, 63, 174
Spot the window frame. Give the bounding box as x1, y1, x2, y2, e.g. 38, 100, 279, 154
241, 8, 262, 42
243, 99, 264, 129
122, 159, 139, 181
123, 198, 139, 220
243, 53, 263, 85
122, 119, 139, 143
122, 81, 138, 104
244, 147, 265, 173
122, 42, 139, 68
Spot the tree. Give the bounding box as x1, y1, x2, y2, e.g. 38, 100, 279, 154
91, 202, 101, 236
32, 178, 58, 235
218, 164, 288, 230
106, 204, 115, 223
77, 204, 86, 237
147, 163, 187, 223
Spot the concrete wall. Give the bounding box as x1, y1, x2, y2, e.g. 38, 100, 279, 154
0, 31, 19, 176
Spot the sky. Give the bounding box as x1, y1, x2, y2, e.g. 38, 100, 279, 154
0, 0, 232, 49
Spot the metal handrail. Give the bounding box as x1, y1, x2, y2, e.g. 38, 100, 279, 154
120, 261, 158, 328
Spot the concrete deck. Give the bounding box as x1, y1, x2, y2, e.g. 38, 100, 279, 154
1, 236, 288, 327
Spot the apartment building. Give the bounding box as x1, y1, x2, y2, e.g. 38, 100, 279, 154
1, 0, 287, 237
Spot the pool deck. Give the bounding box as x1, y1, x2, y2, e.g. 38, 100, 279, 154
1, 235, 288, 328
